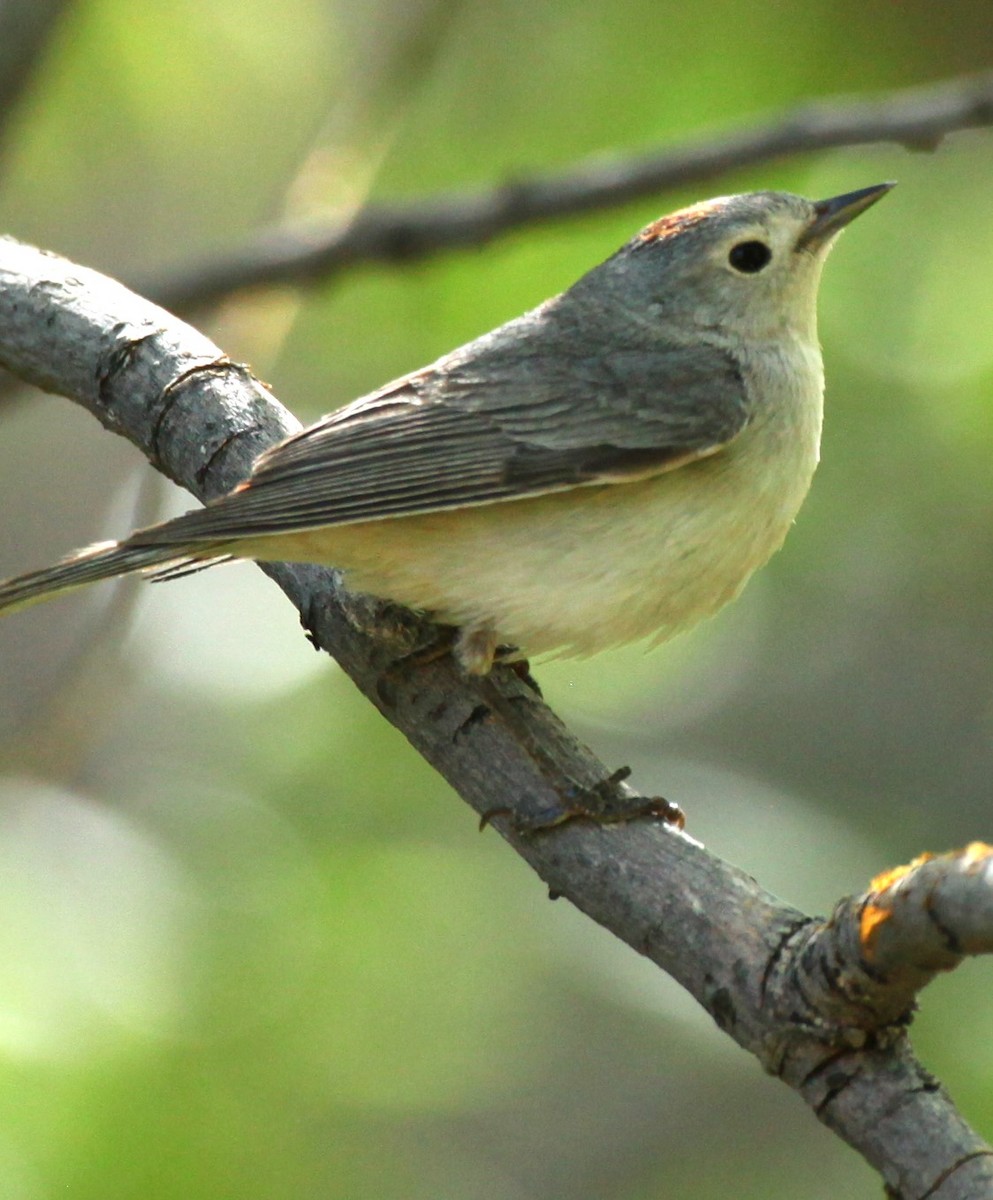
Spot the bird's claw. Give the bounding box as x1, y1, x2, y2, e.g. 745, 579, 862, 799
479, 767, 685, 834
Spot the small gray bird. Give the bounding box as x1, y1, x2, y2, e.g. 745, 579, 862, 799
0, 185, 891, 673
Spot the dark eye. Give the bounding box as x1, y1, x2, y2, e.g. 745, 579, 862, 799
728, 240, 772, 273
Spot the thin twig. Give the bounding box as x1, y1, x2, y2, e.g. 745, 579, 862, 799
0, 0, 71, 150
3, 70, 991, 412
145, 71, 993, 312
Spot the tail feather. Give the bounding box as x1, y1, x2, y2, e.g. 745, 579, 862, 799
0, 540, 214, 614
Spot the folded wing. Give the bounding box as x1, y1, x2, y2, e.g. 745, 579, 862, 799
139, 325, 751, 546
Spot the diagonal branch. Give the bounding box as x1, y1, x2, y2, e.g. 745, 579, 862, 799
1, 236, 992, 1197
144, 71, 993, 313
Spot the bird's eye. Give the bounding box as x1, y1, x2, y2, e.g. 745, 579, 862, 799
728, 241, 772, 274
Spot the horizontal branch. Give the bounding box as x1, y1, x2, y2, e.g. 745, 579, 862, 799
145, 71, 993, 312
2, 236, 992, 1196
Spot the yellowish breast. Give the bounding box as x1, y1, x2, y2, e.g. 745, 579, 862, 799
243, 340, 824, 660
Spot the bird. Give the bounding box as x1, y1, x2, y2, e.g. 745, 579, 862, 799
0, 184, 892, 675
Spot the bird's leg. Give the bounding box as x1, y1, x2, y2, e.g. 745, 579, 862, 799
453, 623, 501, 675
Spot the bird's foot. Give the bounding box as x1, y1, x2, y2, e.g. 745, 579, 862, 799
480, 766, 685, 834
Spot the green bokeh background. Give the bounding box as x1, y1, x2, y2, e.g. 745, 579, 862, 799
1, 2, 992, 1196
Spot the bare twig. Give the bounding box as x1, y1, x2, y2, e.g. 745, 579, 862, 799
2, 236, 992, 1196
144, 71, 993, 313
3, 71, 991, 411
0, 0, 71, 149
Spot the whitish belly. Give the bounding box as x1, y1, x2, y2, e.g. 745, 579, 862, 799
254, 423, 819, 658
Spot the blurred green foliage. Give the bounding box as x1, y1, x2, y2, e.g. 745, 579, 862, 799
1, 1, 992, 1197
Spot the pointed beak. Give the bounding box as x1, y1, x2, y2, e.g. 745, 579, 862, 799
797, 182, 895, 252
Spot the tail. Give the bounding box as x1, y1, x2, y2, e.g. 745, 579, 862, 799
0, 539, 226, 615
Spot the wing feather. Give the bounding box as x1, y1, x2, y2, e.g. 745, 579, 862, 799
139, 313, 751, 548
